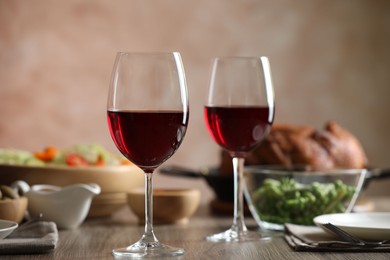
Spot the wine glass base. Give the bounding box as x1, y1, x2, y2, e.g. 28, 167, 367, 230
112, 241, 184, 258
206, 228, 270, 243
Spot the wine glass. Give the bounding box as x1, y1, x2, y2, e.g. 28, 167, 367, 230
107, 52, 189, 257
204, 56, 275, 242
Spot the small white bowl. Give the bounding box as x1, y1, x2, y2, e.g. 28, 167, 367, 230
12, 181, 101, 229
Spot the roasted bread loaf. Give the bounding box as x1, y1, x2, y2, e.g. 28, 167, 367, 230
219, 121, 368, 175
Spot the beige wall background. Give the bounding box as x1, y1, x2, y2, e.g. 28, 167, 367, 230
1, 0, 389, 203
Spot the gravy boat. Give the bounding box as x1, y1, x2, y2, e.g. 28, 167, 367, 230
12, 180, 101, 229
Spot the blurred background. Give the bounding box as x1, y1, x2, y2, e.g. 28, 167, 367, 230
1, 0, 389, 204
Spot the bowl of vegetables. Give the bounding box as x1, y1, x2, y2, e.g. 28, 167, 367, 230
244, 166, 367, 231
0, 144, 144, 217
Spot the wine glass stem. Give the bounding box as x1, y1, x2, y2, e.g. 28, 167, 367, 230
232, 157, 247, 233
142, 172, 158, 243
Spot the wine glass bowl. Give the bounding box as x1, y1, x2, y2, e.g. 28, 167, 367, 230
204, 106, 272, 154
204, 56, 275, 242
107, 52, 189, 257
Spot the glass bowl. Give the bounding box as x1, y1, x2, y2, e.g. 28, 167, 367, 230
244, 166, 367, 231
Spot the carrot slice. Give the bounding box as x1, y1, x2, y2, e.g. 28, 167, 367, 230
34, 146, 58, 161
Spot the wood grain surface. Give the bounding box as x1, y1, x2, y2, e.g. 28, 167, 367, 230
3, 197, 390, 260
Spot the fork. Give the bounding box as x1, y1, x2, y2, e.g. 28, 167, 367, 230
17, 213, 43, 231
323, 222, 390, 247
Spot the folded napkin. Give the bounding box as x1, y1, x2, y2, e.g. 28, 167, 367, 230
0, 221, 58, 255
284, 223, 390, 252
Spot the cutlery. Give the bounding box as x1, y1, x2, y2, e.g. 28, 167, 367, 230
323, 222, 390, 247
16, 213, 43, 231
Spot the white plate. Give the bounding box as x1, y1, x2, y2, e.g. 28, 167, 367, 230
0, 220, 18, 239
314, 212, 390, 241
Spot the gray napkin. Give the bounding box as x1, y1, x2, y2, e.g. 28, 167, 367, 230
0, 221, 58, 255
284, 223, 390, 252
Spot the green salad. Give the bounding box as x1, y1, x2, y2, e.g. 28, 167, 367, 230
251, 178, 356, 225
0, 144, 129, 167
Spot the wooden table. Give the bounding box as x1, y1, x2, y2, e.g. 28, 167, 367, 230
4, 196, 390, 260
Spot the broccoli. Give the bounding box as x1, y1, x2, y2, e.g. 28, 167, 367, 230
251, 178, 356, 225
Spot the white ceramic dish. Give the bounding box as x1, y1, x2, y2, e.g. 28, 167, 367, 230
314, 212, 390, 241
0, 220, 18, 239
12, 180, 101, 229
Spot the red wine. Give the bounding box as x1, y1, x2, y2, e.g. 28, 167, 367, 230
107, 110, 188, 172
204, 106, 273, 153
